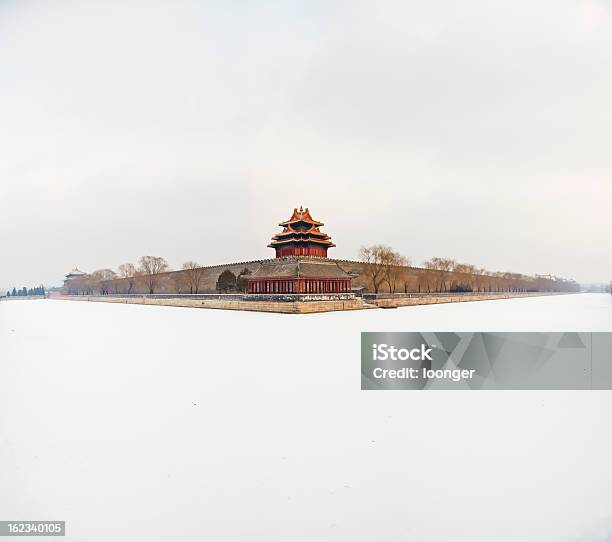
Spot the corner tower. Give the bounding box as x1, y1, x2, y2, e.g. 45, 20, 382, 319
268, 206, 336, 258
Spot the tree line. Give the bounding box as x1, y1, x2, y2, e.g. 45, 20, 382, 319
5, 286, 46, 297
68, 256, 176, 295
359, 244, 579, 294
67, 256, 253, 295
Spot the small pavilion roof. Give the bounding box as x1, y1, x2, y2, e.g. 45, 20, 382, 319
65, 268, 87, 278
278, 206, 324, 227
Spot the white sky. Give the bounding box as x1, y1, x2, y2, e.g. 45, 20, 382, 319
1, 0, 611, 288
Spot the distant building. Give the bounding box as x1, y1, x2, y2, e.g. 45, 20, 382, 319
63, 268, 87, 294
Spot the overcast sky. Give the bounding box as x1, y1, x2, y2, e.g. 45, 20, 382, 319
1, 0, 611, 288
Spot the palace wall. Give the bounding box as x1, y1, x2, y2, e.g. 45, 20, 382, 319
65, 257, 577, 295
78, 260, 268, 295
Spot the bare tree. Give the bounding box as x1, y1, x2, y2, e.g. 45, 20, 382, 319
91, 269, 117, 295
172, 272, 188, 294
397, 263, 415, 293
416, 269, 431, 293
382, 252, 409, 293
473, 268, 489, 292
359, 245, 388, 293
77, 275, 93, 295
453, 263, 477, 292
118, 263, 138, 294
182, 261, 205, 294
423, 257, 456, 292
138, 256, 169, 294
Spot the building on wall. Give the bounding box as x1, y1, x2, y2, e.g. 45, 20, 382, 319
63, 268, 87, 294
246, 207, 354, 294
246, 259, 353, 294
268, 206, 335, 258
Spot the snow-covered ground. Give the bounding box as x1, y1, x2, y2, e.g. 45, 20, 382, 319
1, 294, 612, 542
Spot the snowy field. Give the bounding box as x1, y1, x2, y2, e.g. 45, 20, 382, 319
1, 294, 612, 542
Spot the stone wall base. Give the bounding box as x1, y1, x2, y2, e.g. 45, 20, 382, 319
56, 295, 366, 314
55, 292, 570, 314
367, 292, 566, 308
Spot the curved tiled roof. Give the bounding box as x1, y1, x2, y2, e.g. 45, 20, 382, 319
65, 268, 87, 278
249, 258, 355, 279
278, 206, 323, 227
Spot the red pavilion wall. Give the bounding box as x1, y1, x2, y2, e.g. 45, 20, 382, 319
275, 246, 327, 258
